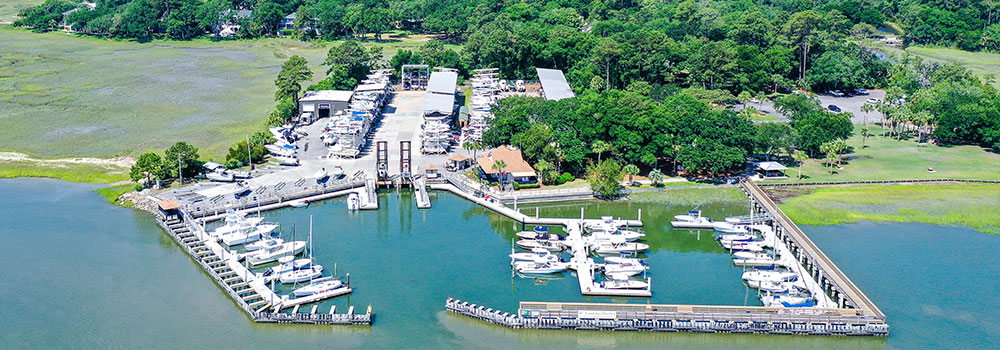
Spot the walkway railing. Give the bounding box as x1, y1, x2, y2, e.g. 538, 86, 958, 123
186, 176, 366, 218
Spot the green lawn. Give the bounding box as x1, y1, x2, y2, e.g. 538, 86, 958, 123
777, 183, 1000, 234
762, 124, 1000, 183
0, 159, 129, 184
0, 27, 443, 164
879, 44, 1000, 89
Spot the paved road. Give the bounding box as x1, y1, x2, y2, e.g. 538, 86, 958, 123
735, 90, 886, 125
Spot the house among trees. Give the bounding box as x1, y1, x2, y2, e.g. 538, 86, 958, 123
60, 1, 96, 32
476, 146, 538, 189
279, 13, 296, 31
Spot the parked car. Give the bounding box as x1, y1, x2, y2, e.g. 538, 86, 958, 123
866, 98, 881, 104
829, 90, 844, 97
827, 104, 842, 112
854, 88, 869, 95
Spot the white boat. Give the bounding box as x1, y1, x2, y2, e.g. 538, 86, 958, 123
289, 200, 308, 208
600, 274, 649, 289
515, 261, 568, 274
591, 238, 649, 254
721, 240, 768, 251
516, 239, 565, 251
292, 277, 344, 297
713, 222, 750, 233
347, 193, 360, 211
589, 229, 645, 242
758, 280, 807, 293
278, 265, 324, 284
515, 231, 564, 241
585, 216, 624, 232
604, 254, 643, 266
261, 258, 311, 281
265, 144, 295, 157
603, 262, 649, 276
509, 248, 560, 264
733, 256, 779, 267
245, 237, 283, 252
219, 223, 278, 246
742, 270, 798, 287
717, 232, 756, 243
733, 251, 770, 259
210, 212, 265, 237
206, 170, 235, 182
247, 240, 307, 266
671, 210, 715, 228
273, 155, 299, 166
314, 168, 329, 180
760, 293, 814, 307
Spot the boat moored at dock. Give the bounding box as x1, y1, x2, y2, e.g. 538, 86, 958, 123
246, 240, 307, 266
670, 210, 715, 228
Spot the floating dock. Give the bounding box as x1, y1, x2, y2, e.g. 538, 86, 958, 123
414, 178, 431, 209
446, 298, 888, 335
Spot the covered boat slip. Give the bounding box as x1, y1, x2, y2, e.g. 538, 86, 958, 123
421, 92, 456, 117
426, 71, 458, 95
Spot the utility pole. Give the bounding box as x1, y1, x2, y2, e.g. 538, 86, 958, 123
178, 153, 184, 185
246, 136, 253, 170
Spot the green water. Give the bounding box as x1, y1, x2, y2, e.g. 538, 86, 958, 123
2, 178, 995, 349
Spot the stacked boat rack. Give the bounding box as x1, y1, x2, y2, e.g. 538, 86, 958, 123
155, 209, 371, 325
460, 68, 501, 144
324, 69, 393, 159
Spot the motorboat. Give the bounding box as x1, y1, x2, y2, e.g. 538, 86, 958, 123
742, 270, 798, 287
273, 155, 299, 166
278, 265, 324, 284
261, 257, 312, 281
604, 252, 644, 266
733, 254, 779, 267
210, 212, 264, 237
219, 223, 278, 246
347, 193, 360, 210
509, 248, 561, 264
671, 210, 715, 228
515, 231, 564, 241
713, 222, 750, 233
758, 280, 807, 293
733, 251, 770, 259
591, 240, 650, 254
717, 232, 756, 243
314, 168, 329, 181
603, 262, 649, 277
205, 170, 235, 182
515, 261, 569, 274
247, 240, 307, 266
600, 274, 649, 289
589, 229, 645, 242
292, 277, 345, 297
721, 240, 768, 251
245, 237, 283, 252
585, 216, 624, 232
760, 292, 814, 307
290, 200, 308, 208
516, 239, 565, 251
265, 144, 295, 157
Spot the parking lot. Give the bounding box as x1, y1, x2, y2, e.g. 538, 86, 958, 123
736, 89, 886, 124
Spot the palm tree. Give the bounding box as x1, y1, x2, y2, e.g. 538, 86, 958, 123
913, 111, 933, 143
860, 102, 874, 139
860, 126, 870, 148
534, 160, 555, 185
648, 168, 664, 186
492, 159, 507, 190
622, 164, 640, 185
824, 151, 839, 174
792, 150, 808, 179
737, 91, 753, 109
591, 140, 613, 163
755, 90, 767, 109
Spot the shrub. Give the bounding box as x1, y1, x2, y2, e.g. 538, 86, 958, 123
134, 183, 144, 191
558, 172, 574, 183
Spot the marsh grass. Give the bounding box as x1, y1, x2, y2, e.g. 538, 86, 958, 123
94, 183, 135, 206
629, 187, 747, 207
778, 184, 1000, 234
0, 160, 129, 184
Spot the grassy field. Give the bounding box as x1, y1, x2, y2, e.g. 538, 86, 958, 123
0, 27, 448, 164
0, 159, 129, 183
776, 183, 1000, 234
879, 44, 1000, 89
762, 124, 1000, 183
629, 186, 746, 206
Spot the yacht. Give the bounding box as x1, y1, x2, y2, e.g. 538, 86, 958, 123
247, 240, 307, 266
604, 253, 644, 266
758, 280, 807, 293
292, 277, 345, 297
210, 212, 264, 237
742, 270, 798, 287
278, 265, 324, 284
716, 232, 757, 243
760, 292, 814, 307
600, 274, 649, 289
515, 231, 564, 241
515, 261, 568, 274
732, 253, 779, 267
589, 229, 645, 242
585, 216, 624, 232
591, 239, 649, 254
219, 223, 278, 246
721, 240, 768, 251
245, 237, 283, 252
671, 210, 715, 228
509, 248, 560, 264
515, 239, 565, 251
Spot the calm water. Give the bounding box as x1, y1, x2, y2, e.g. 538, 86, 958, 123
1, 178, 995, 349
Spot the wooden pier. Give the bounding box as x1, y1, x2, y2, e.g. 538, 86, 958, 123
154, 212, 372, 326
446, 298, 888, 336
741, 180, 885, 317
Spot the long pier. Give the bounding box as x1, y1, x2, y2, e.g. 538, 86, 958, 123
446, 298, 888, 335
741, 180, 884, 316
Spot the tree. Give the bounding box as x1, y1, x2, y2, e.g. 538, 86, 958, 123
755, 122, 795, 161
591, 140, 613, 163
275, 56, 313, 105
622, 164, 640, 185
322, 41, 379, 81
792, 150, 808, 179
587, 159, 624, 199
130, 152, 162, 184
647, 168, 664, 186
737, 91, 753, 108
819, 139, 848, 170
492, 159, 507, 190
163, 141, 201, 180
786, 10, 822, 81
535, 159, 556, 185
